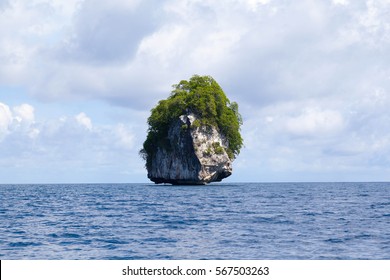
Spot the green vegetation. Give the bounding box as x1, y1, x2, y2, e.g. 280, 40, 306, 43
203, 147, 212, 157
212, 142, 225, 155
140, 75, 243, 166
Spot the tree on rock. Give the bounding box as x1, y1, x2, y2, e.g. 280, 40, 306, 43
140, 75, 243, 184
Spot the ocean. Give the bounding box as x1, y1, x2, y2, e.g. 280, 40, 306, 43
0, 182, 389, 260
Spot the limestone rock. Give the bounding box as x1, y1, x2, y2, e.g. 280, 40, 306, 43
147, 113, 232, 185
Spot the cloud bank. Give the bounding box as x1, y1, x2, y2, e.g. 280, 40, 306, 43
0, 101, 142, 183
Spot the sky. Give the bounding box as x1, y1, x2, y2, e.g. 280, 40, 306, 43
1, 0, 390, 183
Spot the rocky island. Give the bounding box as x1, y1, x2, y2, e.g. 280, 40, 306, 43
140, 75, 243, 185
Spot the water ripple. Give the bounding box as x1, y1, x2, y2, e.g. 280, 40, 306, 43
0, 182, 389, 259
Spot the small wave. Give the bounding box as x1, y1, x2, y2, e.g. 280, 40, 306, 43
12, 230, 26, 235
252, 217, 275, 223
47, 233, 81, 238
99, 239, 128, 245
370, 202, 390, 209
43, 221, 57, 226
324, 238, 344, 243
142, 237, 177, 243
61, 233, 82, 238
303, 212, 317, 216
9, 241, 42, 247
252, 216, 294, 225
353, 234, 372, 239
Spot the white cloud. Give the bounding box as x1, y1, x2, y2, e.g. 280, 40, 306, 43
286, 108, 344, 136
0, 0, 82, 85
244, 0, 271, 9
114, 123, 134, 151
332, 0, 349, 6
0, 102, 38, 140
1, 0, 386, 111
55, 0, 159, 64
0, 101, 143, 182
0, 0, 388, 105
13, 103, 35, 125
75, 112, 92, 131
0, 102, 12, 138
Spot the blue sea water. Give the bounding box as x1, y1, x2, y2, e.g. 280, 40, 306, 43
0, 182, 389, 260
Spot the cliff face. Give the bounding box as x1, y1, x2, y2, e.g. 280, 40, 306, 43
147, 113, 232, 185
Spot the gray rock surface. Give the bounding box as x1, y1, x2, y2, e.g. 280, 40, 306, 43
147, 113, 232, 185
